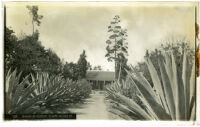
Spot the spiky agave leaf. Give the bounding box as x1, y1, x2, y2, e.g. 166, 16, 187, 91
106, 89, 152, 120
126, 70, 171, 120
145, 56, 169, 115
106, 50, 195, 120
6, 71, 92, 114
158, 57, 176, 120
189, 57, 196, 120
5, 69, 26, 113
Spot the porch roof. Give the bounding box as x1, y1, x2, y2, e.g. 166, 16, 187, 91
86, 71, 115, 81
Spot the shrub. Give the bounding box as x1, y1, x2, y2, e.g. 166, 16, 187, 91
106, 50, 195, 120
5, 70, 92, 114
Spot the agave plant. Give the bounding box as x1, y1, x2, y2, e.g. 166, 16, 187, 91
5, 70, 92, 114
106, 51, 195, 120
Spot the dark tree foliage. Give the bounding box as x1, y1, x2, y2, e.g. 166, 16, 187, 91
43, 49, 62, 75
14, 31, 43, 76
77, 50, 88, 78
5, 27, 62, 78
5, 6, 62, 79
87, 62, 92, 70
63, 62, 79, 81
5, 27, 18, 73
93, 65, 102, 70
105, 15, 128, 81
63, 50, 89, 81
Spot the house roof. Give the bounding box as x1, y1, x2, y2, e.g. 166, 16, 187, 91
86, 71, 115, 81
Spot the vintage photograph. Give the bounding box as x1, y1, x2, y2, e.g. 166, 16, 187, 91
4, 2, 198, 120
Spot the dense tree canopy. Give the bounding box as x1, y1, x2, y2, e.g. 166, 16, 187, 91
63, 50, 89, 81
5, 26, 90, 81
5, 27, 62, 78
5, 27, 18, 73
4, 6, 64, 78
63, 62, 79, 81
77, 50, 88, 78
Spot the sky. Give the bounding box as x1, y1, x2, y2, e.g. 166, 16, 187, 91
5, 2, 197, 71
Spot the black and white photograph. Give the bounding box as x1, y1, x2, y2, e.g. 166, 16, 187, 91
3, 2, 198, 121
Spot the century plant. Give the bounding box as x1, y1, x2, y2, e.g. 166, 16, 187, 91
5, 70, 92, 114
105, 15, 128, 80
106, 50, 195, 120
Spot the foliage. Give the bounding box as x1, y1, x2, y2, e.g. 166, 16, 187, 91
63, 50, 89, 81
63, 62, 79, 81
5, 27, 18, 74
105, 15, 128, 80
135, 42, 195, 87
87, 62, 92, 70
5, 6, 62, 77
105, 78, 146, 120
5, 27, 63, 78
43, 49, 63, 75
5, 70, 92, 114
106, 48, 195, 120
93, 65, 102, 70
26, 5, 43, 34
77, 50, 88, 78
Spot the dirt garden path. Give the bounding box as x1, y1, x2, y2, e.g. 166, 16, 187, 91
68, 90, 120, 120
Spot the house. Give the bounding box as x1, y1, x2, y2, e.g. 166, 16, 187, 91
86, 70, 115, 90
